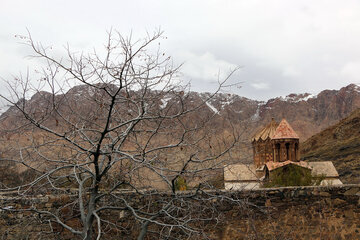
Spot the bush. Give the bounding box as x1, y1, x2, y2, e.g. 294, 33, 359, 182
175, 176, 187, 191
263, 165, 324, 187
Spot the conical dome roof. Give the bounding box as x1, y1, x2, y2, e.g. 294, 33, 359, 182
252, 118, 278, 141
272, 118, 299, 139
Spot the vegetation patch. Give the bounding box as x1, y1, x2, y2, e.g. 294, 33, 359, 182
263, 165, 325, 187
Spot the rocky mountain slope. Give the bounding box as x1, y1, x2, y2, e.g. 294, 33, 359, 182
301, 108, 360, 183
249, 83, 360, 141
192, 83, 360, 141
1, 83, 360, 161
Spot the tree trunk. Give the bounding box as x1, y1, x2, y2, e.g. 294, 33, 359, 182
137, 221, 150, 240
83, 191, 97, 240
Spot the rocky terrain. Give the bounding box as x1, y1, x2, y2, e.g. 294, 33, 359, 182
301, 108, 360, 183
2, 84, 360, 140
1, 83, 360, 167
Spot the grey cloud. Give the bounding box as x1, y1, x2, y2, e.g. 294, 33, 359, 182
1, 0, 360, 102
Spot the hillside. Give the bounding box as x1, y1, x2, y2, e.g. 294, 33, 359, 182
2, 84, 360, 140
301, 108, 360, 183
2, 83, 360, 165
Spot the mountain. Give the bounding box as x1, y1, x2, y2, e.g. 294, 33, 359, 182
301, 108, 360, 183
191, 83, 360, 141
251, 84, 360, 140
2, 83, 360, 163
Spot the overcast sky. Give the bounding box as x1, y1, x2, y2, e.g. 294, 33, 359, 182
2, 0, 360, 101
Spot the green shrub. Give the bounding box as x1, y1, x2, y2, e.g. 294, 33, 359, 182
263, 165, 324, 187
175, 176, 187, 191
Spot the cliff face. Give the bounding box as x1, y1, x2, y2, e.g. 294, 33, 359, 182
254, 84, 360, 140
301, 108, 360, 183
186, 84, 360, 141
2, 83, 360, 166
3, 84, 360, 141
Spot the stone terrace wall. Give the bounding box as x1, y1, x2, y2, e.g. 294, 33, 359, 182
219, 184, 360, 239
0, 184, 359, 239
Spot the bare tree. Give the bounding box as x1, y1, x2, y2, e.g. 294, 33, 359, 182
0, 29, 241, 239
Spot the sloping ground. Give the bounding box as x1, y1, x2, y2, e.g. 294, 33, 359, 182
301, 108, 360, 183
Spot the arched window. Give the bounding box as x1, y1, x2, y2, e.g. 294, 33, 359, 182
285, 143, 291, 161
275, 143, 280, 162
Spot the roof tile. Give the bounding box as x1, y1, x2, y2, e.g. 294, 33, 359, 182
272, 119, 299, 139
265, 160, 311, 171
252, 118, 278, 141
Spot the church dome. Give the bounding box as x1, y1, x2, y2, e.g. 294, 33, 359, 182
272, 118, 299, 139
252, 118, 278, 141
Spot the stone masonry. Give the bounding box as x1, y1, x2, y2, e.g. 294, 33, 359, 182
0, 184, 359, 239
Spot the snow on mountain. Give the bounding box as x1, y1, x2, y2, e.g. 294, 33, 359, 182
277, 93, 316, 103
160, 97, 172, 109
2, 83, 360, 142
205, 102, 219, 114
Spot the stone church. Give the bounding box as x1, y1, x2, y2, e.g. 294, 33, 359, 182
224, 118, 342, 190
252, 118, 300, 167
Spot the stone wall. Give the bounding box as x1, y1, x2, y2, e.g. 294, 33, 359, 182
253, 139, 274, 167
0, 184, 359, 239
219, 184, 360, 239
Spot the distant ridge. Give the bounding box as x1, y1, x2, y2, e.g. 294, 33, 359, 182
2, 83, 360, 163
